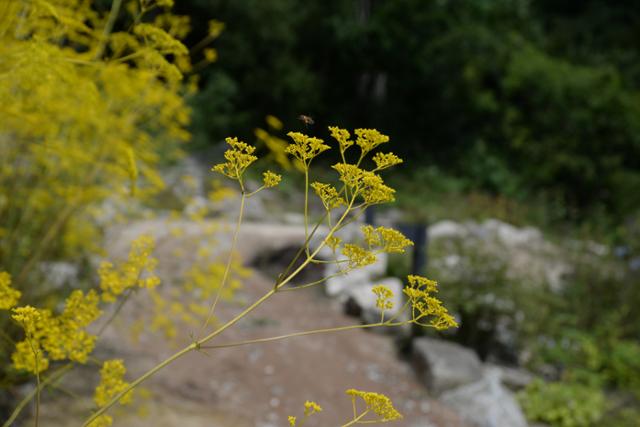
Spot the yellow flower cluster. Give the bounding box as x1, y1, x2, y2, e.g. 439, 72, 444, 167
288, 400, 322, 426
311, 182, 346, 210
403, 275, 458, 330
211, 137, 258, 181
304, 400, 323, 415
355, 129, 390, 154
372, 152, 403, 170
362, 225, 414, 253
262, 171, 282, 188
11, 289, 102, 374
94, 359, 134, 408
342, 244, 377, 268
99, 235, 160, 302
346, 389, 402, 422
0, 271, 21, 310
1, 0, 194, 294
328, 126, 354, 153
285, 132, 330, 167
332, 163, 396, 205
372, 285, 394, 311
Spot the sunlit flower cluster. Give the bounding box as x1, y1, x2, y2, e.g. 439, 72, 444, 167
99, 235, 160, 302
285, 132, 330, 167
311, 182, 346, 210
0, 271, 21, 310
404, 275, 458, 330
346, 389, 402, 422
94, 359, 134, 408
372, 285, 394, 311
211, 137, 258, 181
342, 244, 377, 268
362, 225, 413, 253
11, 289, 102, 373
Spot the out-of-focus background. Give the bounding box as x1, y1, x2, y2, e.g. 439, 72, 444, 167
3, 1, 640, 426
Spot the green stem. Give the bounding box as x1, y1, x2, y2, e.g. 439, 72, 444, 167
201, 320, 405, 350
2, 364, 73, 427
198, 192, 246, 337
341, 409, 370, 427
94, 0, 123, 60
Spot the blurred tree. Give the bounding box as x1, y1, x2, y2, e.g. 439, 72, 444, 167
180, 0, 640, 220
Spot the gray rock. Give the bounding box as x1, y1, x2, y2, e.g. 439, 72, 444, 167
412, 337, 483, 395
485, 364, 534, 391
344, 277, 405, 325
441, 370, 528, 427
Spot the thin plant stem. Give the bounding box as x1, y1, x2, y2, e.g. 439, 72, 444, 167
200, 320, 406, 350
2, 364, 73, 427
341, 409, 370, 427
198, 192, 246, 337
304, 169, 310, 256
94, 0, 123, 60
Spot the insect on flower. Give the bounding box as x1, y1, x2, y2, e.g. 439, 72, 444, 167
297, 114, 315, 126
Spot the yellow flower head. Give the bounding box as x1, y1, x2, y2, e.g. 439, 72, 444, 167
0, 271, 21, 310
342, 244, 376, 268
266, 115, 283, 130
203, 48, 217, 62
304, 400, 322, 416
311, 182, 345, 210
372, 152, 403, 170
208, 19, 225, 38
362, 225, 413, 253
262, 170, 282, 188
328, 126, 353, 152
212, 137, 258, 181
372, 285, 394, 311
287, 415, 297, 426
285, 132, 330, 167
355, 128, 389, 154
346, 389, 402, 422
94, 359, 134, 408
403, 275, 458, 330
332, 164, 395, 205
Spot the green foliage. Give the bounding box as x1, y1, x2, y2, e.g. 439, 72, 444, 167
180, 0, 640, 221
519, 379, 606, 427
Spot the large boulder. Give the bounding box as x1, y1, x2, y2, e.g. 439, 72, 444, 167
412, 337, 483, 395
441, 369, 528, 427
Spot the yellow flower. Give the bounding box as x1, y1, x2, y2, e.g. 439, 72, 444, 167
203, 48, 217, 62
0, 272, 21, 310
362, 225, 413, 253
94, 359, 134, 408
265, 115, 283, 130
403, 275, 458, 330
285, 132, 330, 167
328, 126, 353, 153
354, 128, 389, 154
372, 285, 394, 311
87, 415, 113, 427
287, 415, 296, 426
311, 182, 345, 210
304, 400, 322, 415
100, 235, 160, 302
346, 389, 402, 421
342, 244, 376, 268
262, 170, 282, 188
211, 137, 258, 181
372, 152, 403, 170
208, 19, 225, 38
